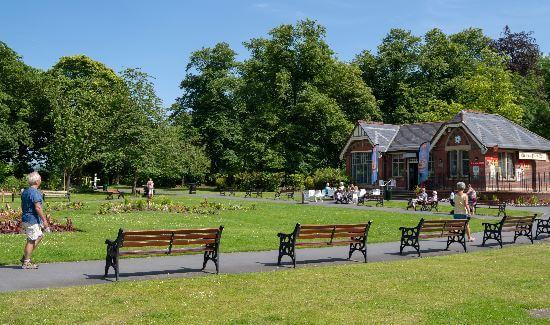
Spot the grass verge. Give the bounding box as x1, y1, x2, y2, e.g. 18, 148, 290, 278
0, 242, 548, 323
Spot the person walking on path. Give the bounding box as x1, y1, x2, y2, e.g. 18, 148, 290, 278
20, 172, 50, 269
454, 182, 474, 242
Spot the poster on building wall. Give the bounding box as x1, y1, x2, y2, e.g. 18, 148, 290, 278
470, 161, 484, 179
371, 144, 378, 185
418, 142, 430, 184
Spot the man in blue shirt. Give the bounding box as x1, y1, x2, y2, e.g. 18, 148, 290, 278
20, 171, 50, 269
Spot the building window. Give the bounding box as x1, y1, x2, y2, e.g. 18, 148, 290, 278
449, 150, 469, 177
428, 155, 434, 177
392, 154, 404, 177
351, 152, 372, 184
498, 152, 515, 179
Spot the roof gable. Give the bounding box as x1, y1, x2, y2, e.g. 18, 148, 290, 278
357, 122, 399, 152
456, 111, 550, 151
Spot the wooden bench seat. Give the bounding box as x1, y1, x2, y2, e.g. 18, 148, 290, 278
219, 187, 235, 196
0, 191, 15, 203
357, 194, 384, 207
474, 200, 506, 217
245, 189, 263, 198
274, 188, 294, 200
277, 222, 372, 267
105, 189, 125, 200
104, 226, 224, 280
42, 190, 70, 202
482, 215, 536, 247
399, 218, 470, 256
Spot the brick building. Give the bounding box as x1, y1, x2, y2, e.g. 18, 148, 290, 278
340, 111, 550, 195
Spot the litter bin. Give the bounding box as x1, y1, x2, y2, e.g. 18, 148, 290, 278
385, 186, 393, 201
188, 183, 197, 194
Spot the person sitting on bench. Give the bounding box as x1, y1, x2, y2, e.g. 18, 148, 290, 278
408, 187, 428, 210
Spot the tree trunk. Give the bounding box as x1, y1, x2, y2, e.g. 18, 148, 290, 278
66, 171, 72, 192
132, 172, 138, 195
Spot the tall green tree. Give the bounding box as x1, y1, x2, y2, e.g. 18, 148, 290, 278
176, 42, 243, 174
47, 55, 127, 189
0, 42, 51, 176
239, 20, 379, 173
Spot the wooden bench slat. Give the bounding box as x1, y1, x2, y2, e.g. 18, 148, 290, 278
123, 228, 220, 235
295, 240, 360, 246
124, 233, 218, 241
119, 249, 169, 255
171, 239, 216, 246
300, 224, 369, 229
122, 240, 172, 247
299, 228, 365, 235
297, 232, 365, 239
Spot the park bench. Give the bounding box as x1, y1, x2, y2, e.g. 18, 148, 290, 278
0, 190, 15, 203
277, 222, 372, 267
274, 188, 294, 200
105, 189, 125, 200
473, 200, 506, 217
482, 215, 536, 247
104, 226, 224, 281
245, 189, 263, 198
334, 191, 353, 204
399, 218, 470, 256
358, 191, 384, 207
219, 188, 235, 196
42, 190, 70, 202
535, 216, 550, 239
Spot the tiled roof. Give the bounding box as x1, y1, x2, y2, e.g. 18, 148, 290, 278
453, 111, 550, 151
387, 122, 444, 151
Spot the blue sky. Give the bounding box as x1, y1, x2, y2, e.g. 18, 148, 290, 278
2, 0, 549, 106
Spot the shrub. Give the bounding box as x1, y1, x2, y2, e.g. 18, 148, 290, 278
0, 176, 26, 191
260, 172, 284, 191
286, 174, 305, 190
214, 174, 227, 189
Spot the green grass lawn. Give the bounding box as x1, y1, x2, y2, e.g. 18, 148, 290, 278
0, 193, 534, 265
0, 242, 548, 323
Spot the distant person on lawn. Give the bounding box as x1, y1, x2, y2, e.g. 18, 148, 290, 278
454, 182, 474, 242
146, 178, 154, 199
21, 172, 50, 269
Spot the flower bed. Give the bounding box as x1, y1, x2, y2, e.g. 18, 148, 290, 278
97, 198, 254, 215
0, 208, 75, 234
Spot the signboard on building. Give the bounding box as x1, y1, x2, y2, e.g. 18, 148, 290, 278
519, 152, 547, 161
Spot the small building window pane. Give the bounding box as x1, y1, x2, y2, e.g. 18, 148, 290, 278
392, 154, 404, 177
461, 151, 469, 176
351, 152, 372, 184
449, 151, 458, 177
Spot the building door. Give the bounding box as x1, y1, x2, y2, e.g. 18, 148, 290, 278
408, 162, 418, 190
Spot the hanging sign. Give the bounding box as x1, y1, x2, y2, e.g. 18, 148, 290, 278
519, 152, 547, 161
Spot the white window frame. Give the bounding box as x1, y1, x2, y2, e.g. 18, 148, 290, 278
449, 150, 469, 177
392, 154, 404, 177
498, 152, 516, 180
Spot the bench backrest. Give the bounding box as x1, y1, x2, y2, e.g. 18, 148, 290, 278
295, 222, 372, 242
42, 190, 69, 196
117, 227, 223, 253
418, 218, 469, 237
501, 215, 536, 229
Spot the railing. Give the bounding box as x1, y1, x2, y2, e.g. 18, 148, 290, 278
427, 172, 550, 193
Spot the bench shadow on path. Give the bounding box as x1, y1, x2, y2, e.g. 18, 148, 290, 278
261, 257, 353, 268
0, 265, 23, 270
84, 266, 206, 282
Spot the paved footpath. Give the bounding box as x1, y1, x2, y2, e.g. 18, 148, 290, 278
1, 231, 548, 293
